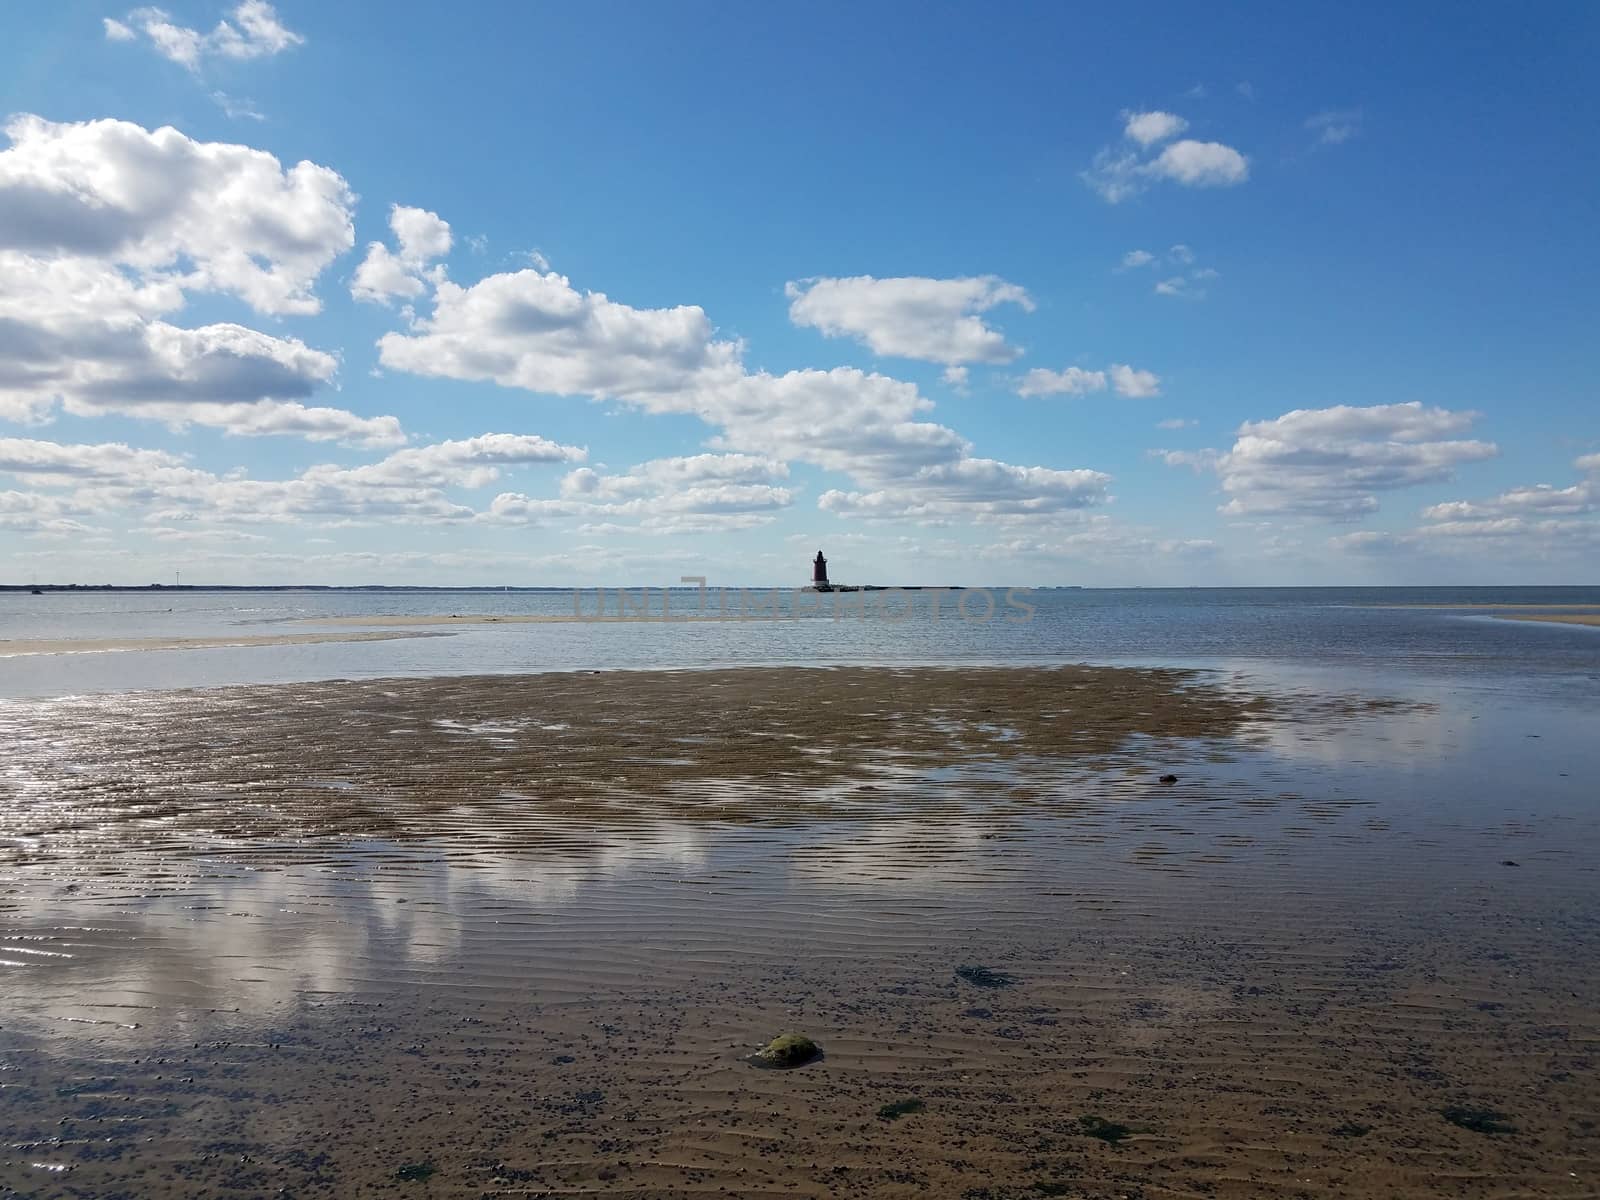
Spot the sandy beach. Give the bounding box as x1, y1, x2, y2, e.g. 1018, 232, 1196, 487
2, 664, 1594, 1197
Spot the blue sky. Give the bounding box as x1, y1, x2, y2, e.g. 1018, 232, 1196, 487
1, 1, 1596, 585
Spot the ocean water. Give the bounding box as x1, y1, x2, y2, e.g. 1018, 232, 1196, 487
1, 584, 1598, 699
2, 589, 1598, 1194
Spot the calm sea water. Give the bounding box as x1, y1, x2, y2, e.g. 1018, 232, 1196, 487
1, 585, 1599, 699
3, 588, 1598, 1194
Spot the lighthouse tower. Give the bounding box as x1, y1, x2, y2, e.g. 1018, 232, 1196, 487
811, 550, 829, 589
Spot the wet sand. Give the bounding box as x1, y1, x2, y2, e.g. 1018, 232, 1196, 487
0, 629, 444, 657
1, 666, 1595, 1198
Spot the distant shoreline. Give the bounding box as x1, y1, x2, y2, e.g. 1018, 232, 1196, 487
4, 584, 1598, 595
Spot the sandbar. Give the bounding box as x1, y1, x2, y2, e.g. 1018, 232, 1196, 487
1494, 612, 1600, 627
1367, 602, 1600, 610
0, 630, 444, 657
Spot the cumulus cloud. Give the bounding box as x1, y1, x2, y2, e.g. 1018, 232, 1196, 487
490, 453, 793, 533
1145, 140, 1249, 187
1109, 363, 1161, 398
1123, 110, 1188, 146
785, 275, 1033, 365
1016, 363, 1159, 399
1016, 367, 1106, 397
0, 248, 398, 446
1119, 249, 1156, 270
1422, 481, 1595, 522
819, 458, 1110, 523
338, 433, 586, 489
106, 2, 304, 71
351, 205, 453, 305
377, 267, 742, 399
1160, 401, 1497, 518
0, 432, 583, 531
1083, 113, 1249, 203
372, 250, 1110, 527
0, 115, 354, 315
0, 489, 99, 537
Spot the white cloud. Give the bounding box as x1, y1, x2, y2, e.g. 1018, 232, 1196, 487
1574, 452, 1600, 474
942, 365, 969, 390
785, 275, 1033, 365
373, 254, 1111, 529
1016, 367, 1106, 397
0, 490, 98, 537
107, 2, 304, 71
1154, 266, 1217, 299
1159, 401, 1497, 518
0, 114, 354, 316
1119, 249, 1155, 270
1157, 418, 1197, 431
377, 267, 741, 399
1145, 140, 1250, 187
1015, 363, 1159, 400
1109, 364, 1161, 398
1422, 480, 1595, 521
819, 458, 1110, 523
1083, 114, 1249, 203
1306, 109, 1362, 146
0, 249, 399, 446
0, 431, 584, 531
0, 436, 202, 487
491, 453, 793, 532
1084, 143, 1248, 200
332, 433, 587, 489
1123, 110, 1188, 146
559, 453, 785, 500
352, 205, 453, 304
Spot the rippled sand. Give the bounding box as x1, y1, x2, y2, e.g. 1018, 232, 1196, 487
1, 666, 1595, 1198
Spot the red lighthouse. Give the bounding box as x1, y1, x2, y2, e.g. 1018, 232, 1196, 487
811, 550, 829, 588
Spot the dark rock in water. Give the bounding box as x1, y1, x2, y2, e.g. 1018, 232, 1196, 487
748, 1033, 820, 1069
1442, 1106, 1515, 1135
1158, 774, 1179, 785
956, 964, 1016, 989
1501, 859, 1519, 867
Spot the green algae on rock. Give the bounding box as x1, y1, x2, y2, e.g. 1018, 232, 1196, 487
748, 1033, 820, 1069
